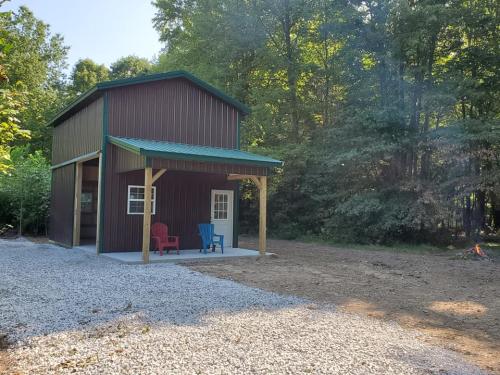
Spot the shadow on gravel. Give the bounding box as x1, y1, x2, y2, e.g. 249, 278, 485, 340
0, 239, 304, 344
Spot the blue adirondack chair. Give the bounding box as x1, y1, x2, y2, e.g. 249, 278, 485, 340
198, 223, 224, 254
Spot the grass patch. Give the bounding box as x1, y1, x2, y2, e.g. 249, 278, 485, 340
292, 235, 453, 255
291, 235, 500, 258
480, 243, 500, 259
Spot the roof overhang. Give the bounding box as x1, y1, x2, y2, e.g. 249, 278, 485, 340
108, 136, 283, 169
49, 70, 251, 127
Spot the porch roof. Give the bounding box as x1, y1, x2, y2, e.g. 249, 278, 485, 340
108, 136, 283, 168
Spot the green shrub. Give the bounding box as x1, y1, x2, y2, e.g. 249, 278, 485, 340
0, 147, 50, 235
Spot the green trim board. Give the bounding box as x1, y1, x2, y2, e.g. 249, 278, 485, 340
71, 162, 77, 247
50, 151, 100, 170
49, 70, 250, 127
108, 136, 283, 168
97, 93, 109, 254
236, 112, 240, 150
233, 182, 240, 248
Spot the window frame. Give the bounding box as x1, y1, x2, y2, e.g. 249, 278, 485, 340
127, 185, 157, 215
81, 192, 93, 213
213, 192, 229, 220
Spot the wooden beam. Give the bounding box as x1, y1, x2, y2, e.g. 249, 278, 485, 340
96, 154, 103, 254
258, 176, 267, 255
142, 166, 153, 264
227, 174, 256, 181
152, 168, 166, 184
227, 174, 262, 189
250, 176, 262, 190
72, 162, 83, 246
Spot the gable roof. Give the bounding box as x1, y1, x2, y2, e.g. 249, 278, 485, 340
49, 70, 251, 127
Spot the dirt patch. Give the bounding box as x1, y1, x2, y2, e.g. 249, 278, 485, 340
186, 237, 500, 374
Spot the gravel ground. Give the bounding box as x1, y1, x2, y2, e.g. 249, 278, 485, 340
0, 238, 487, 374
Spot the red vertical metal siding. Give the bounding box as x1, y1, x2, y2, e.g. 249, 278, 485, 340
103, 167, 237, 252
106, 78, 239, 148
102, 145, 264, 252
151, 158, 268, 176
49, 164, 75, 246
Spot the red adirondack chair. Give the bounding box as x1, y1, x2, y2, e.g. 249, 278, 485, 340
151, 222, 180, 255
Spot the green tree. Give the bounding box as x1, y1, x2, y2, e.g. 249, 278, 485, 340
0, 5, 29, 172
0, 88, 29, 172
0, 4, 68, 156
110, 55, 151, 79
70, 58, 109, 95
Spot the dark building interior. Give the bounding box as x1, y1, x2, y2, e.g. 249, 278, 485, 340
80, 158, 99, 245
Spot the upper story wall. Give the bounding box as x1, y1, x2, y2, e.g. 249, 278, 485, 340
107, 78, 239, 149
52, 97, 104, 165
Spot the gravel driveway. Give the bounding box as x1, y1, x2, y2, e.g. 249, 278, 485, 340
0, 238, 486, 374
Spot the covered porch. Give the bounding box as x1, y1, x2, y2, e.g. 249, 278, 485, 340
96, 136, 282, 263
77, 244, 263, 264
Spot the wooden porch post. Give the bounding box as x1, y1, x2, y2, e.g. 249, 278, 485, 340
227, 173, 268, 255
258, 176, 267, 255
142, 164, 153, 264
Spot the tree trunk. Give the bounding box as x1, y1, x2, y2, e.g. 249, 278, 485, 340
19, 199, 23, 236
474, 189, 486, 238
491, 192, 500, 230
420, 33, 437, 180
281, 0, 300, 142
464, 196, 472, 238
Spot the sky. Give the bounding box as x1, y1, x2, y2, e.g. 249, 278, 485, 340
4, 0, 163, 71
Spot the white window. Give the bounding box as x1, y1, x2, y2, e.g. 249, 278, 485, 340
213, 193, 228, 220
127, 185, 156, 215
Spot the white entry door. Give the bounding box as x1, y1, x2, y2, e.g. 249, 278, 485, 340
211, 190, 234, 247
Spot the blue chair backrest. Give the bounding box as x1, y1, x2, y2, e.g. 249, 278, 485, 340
198, 223, 214, 242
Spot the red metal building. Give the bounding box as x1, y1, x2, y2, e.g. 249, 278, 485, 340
49, 71, 281, 262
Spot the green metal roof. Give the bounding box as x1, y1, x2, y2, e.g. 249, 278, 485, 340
108, 136, 283, 168
49, 70, 250, 127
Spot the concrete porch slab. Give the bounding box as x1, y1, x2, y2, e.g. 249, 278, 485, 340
75, 245, 266, 264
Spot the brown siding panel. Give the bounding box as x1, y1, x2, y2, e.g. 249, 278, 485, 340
52, 97, 103, 165
111, 144, 145, 173
49, 164, 75, 246
107, 78, 239, 148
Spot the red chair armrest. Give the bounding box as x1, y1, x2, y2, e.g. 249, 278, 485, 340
167, 236, 179, 241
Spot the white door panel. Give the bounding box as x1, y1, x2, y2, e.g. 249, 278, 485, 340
210, 190, 234, 247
